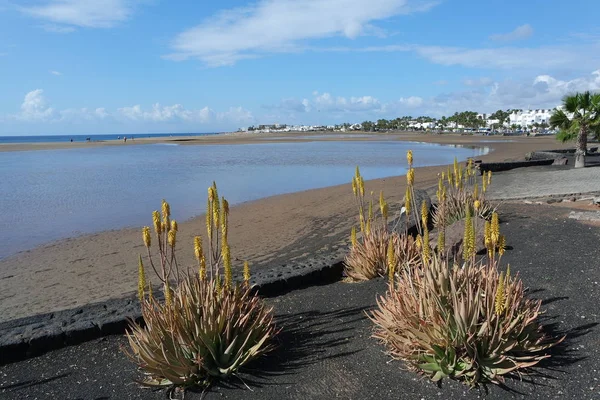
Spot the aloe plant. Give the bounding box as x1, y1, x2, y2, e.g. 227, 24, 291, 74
124, 183, 277, 390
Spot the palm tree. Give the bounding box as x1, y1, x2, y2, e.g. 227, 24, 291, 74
550, 91, 600, 168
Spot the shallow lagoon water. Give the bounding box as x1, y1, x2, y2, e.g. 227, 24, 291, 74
0, 141, 489, 258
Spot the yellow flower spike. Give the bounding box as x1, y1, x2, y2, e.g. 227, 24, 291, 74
170, 220, 178, 233
379, 191, 385, 212
473, 183, 479, 199
352, 178, 357, 196
206, 198, 213, 237
359, 177, 365, 196
415, 235, 422, 250
359, 214, 365, 233
495, 272, 506, 315
387, 237, 396, 284
406, 150, 413, 166
474, 200, 481, 211
487, 170, 492, 186
194, 236, 203, 261
463, 207, 473, 261
222, 198, 229, 217
437, 226, 445, 255
243, 261, 251, 285
423, 227, 431, 263
168, 229, 176, 247
152, 211, 161, 235
221, 198, 229, 241
222, 243, 232, 289
161, 222, 167, 234
382, 202, 389, 221
212, 181, 219, 205
484, 220, 492, 251
208, 186, 215, 202
421, 200, 428, 227
498, 234, 506, 256
164, 281, 172, 307
453, 158, 459, 179
199, 256, 206, 280
355, 165, 360, 179
491, 212, 500, 245
161, 199, 170, 220
137, 255, 146, 302
212, 199, 220, 230
368, 201, 373, 221
351, 226, 357, 247
142, 226, 151, 248
447, 167, 453, 185
365, 219, 371, 236
407, 168, 415, 186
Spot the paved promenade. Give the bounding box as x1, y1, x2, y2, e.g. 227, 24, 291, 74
487, 166, 600, 200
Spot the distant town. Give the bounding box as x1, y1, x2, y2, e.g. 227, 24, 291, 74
241, 108, 558, 135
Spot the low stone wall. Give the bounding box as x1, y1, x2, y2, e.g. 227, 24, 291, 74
478, 159, 555, 174
0, 250, 346, 365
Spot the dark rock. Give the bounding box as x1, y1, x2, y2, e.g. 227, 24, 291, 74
527, 151, 567, 161
431, 217, 487, 260
479, 159, 554, 174
552, 157, 569, 165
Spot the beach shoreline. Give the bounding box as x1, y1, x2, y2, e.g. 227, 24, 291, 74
0, 133, 572, 321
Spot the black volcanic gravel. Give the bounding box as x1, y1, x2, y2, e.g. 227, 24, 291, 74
1, 203, 599, 400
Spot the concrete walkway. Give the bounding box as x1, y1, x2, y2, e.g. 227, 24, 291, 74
487, 166, 600, 200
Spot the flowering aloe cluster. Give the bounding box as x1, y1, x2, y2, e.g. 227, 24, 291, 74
344, 166, 420, 281
432, 157, 495, 228
124, 182, 276, 391
363, 151, 563, 387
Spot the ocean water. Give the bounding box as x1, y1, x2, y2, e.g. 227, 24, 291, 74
0, 141, 489, 258
0, 132, 216, 144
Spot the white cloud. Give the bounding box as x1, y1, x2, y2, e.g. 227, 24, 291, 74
50, 70, 62, 76
462, 77, 493, 87
490, 24, 533, 42
413, 42, 600, 71
413, 70, 600, 116
398, 96, 423, 107
17, 89, 55, 121
165, 0, 437, 66
272, 70, 600, 121
4, 90, 253, 128
313, 92, 382, 112
20, 0, 135, 29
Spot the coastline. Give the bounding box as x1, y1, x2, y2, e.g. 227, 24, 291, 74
0, 133, 570, 321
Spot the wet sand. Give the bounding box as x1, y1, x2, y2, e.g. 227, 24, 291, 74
0, 133, 570, 321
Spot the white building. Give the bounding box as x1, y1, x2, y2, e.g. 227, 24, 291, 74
508, 109, 553, 127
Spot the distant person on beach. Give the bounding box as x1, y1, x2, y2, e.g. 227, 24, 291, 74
70, 138, 73, 142
124, 137, 127, 143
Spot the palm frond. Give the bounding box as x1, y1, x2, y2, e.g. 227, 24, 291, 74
563, 94, 580, 114
549, 109, 571, 129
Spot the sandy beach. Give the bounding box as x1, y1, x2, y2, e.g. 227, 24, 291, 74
0, 132, 571, 321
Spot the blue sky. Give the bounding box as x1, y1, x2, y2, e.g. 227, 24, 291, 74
1, 0, 599, 135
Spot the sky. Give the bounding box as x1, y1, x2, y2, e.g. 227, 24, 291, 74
1, 0, 600, 135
